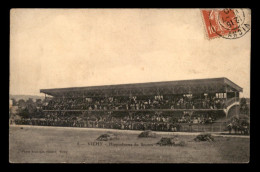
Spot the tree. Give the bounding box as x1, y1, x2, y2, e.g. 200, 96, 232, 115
16, 98, 40, 119
240, 98, 249, 115
17, 107, 30, 119
36, 99, 43, 107
18, 99, 26, 108
26, 98, 34, 105
11, 98, 17, 106
226, 115, 250, 135
36, 99, 42, 104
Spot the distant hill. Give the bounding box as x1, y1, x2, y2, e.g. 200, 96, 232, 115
9, 95, 45, 101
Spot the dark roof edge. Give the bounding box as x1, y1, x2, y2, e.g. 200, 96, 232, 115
223, 77, 243, 92
40, 77, 228, 93
40, 77, 242, 96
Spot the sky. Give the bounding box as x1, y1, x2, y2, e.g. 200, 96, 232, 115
10, 9, 251, 98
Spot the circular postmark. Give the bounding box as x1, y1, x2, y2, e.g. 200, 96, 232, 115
209, 8, 251, 39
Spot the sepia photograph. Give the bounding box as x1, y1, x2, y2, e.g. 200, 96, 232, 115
9, 8, 251, 163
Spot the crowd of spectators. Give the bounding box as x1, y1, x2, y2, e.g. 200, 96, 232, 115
14, 111, 220, 132
42, 95, 226, 111
12, 94, 227, 131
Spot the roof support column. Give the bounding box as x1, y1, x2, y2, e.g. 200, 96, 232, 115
225, 86, 228, 105
225, 86, 228, 118
200, 93, 202, 109
235, 91, 238, 117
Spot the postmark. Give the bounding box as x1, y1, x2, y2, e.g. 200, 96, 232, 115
201, 8, 251, 39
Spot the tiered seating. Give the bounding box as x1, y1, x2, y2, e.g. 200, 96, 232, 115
43, 95, 226, 111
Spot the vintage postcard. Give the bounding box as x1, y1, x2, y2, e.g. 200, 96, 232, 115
9, 8, 251, 163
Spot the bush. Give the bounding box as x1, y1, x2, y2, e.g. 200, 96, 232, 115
157, 136, 186, 146
226, 115, 250, 135
157, 137, 173, 145
194, 133, 214, 142
178, 140, 186, 146
138, 130, 157, 138
96, 133, 118, 141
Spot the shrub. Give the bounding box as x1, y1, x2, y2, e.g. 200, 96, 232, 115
194, 133, 214, 142
178, 140, 186, 146
138, 130, 157, 138
157, 137, 173, 145
96, 133, 118, 141
157, 136, 186, 146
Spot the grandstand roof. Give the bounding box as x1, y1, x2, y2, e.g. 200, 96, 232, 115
40, 77, 243, 97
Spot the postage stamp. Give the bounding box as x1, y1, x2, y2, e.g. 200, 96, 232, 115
201, 9, 251, 39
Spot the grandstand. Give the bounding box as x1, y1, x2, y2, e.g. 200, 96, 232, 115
17, 77, 243, 132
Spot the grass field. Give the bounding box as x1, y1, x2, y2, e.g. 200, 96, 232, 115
9, 125, 249, 163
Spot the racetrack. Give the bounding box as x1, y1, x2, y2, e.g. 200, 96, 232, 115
9, 125, 250, 163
